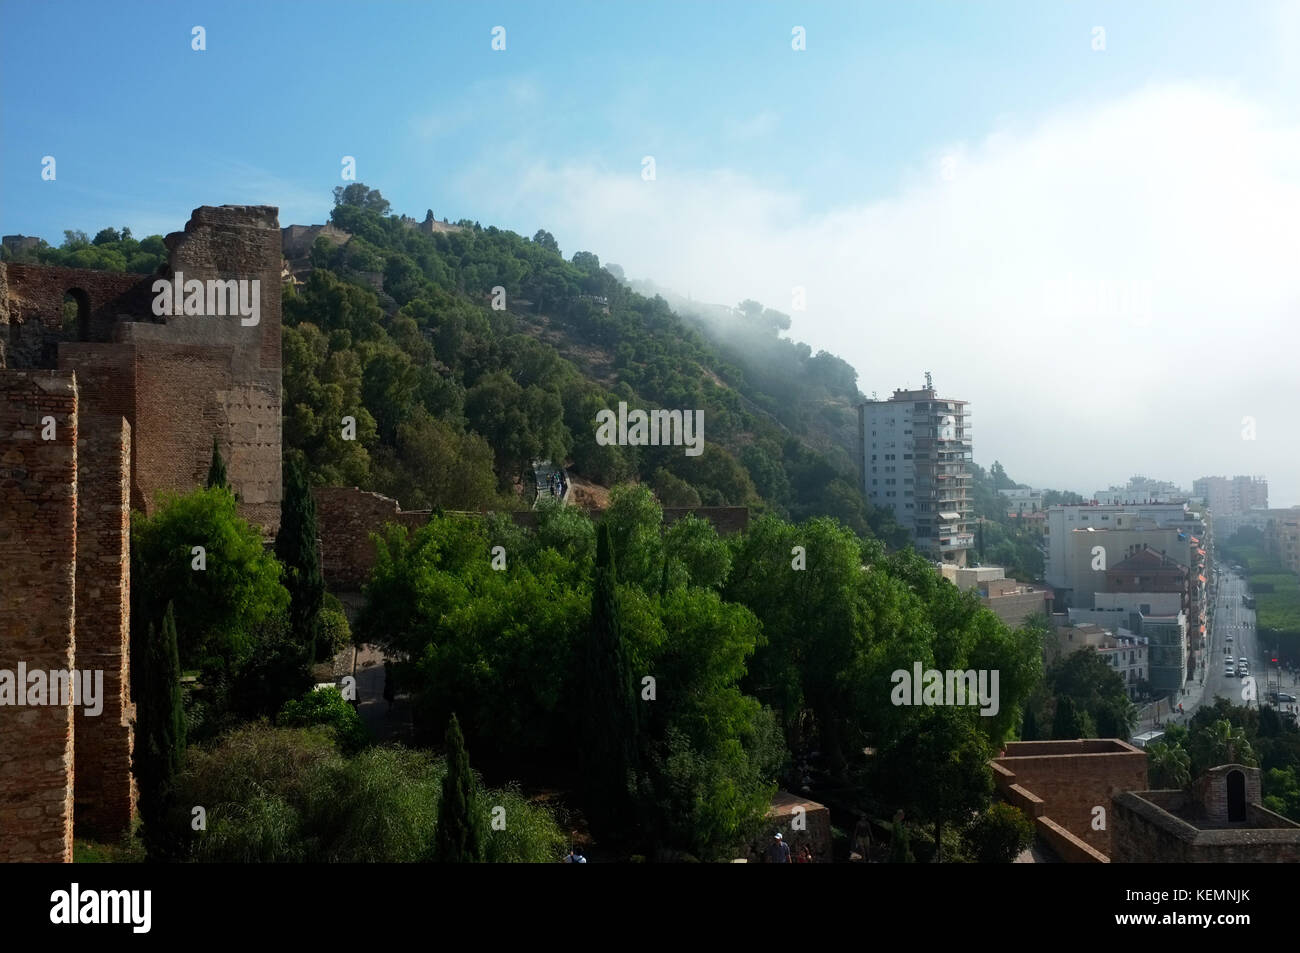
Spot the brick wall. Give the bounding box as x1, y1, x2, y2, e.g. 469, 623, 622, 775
993, 739, 1148, 857
72, 415, 134, 838
1113, 791, 1300, 862
0, 263, 150, 368
0, 371, 78, 862
121, 205, 283, 531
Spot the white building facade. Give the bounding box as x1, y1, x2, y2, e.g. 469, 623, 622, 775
859, 381, 973, 565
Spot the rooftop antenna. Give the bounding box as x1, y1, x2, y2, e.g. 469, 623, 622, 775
925, 370, 933, 390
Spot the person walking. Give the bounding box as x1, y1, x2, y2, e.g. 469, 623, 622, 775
563, 846, 587, 863
764, 832, 792, 863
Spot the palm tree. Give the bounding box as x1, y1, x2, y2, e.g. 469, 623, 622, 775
1191, 719, 1258, 774
1147, 741, 1191, 790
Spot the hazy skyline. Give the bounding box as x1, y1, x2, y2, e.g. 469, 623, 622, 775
4, 1, 1297, 504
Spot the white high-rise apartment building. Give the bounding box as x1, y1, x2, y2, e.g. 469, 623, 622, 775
1192, 475, 1268, 516
859, 377, 973, 565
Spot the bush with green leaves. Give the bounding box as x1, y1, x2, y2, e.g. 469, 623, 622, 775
173, 726, 565, 862
963, 802, 1035, 863
278, 686, 370, 754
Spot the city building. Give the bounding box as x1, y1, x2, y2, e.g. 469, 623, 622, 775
999, 487, 1044, 514
1192, 475, 1268, 518
1050, 622, 1148, 698
940, 564, 1052, 627
1093, 475, 1186, 505
1070, 585, 1188, 694
859, 375, 973, 565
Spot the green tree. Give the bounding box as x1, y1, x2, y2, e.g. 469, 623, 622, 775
963, 802, 1035, 863
874, 707, 995, 862
1051, 696, 1094, 739
1021, 704, 1040, 741
332, 182, 391, 215
532, 229, 560, 255
579, 523, 642, 837
1189, 719, 1258, 775
278, 686, 369, 755
276, 458, 325, 663
1147, 741, 1192, 789
132, 487, 289, 672
1047, 649, 1135, 737
432, 713, 486, 862
133, 602, 186, 861
889, 811, 915, 863
206, 436, 227, 489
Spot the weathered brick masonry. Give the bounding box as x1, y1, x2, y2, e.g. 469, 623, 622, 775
72, 415, 134, 838
0, 205, 282, 861
0, 373, 78, 863
992, 739, 1149, 858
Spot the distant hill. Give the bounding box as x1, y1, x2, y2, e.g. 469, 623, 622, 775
10, 184, 910, 545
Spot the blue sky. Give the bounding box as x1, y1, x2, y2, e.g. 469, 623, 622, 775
4, 0, 1289, 236
4, 1, 1300, 503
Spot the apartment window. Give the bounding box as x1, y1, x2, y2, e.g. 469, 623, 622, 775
905, 490, 913, 497
903, 454, 912, 460
905, 503, 914, 509
871, 455, 876, 461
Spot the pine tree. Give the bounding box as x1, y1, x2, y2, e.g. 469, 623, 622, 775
276, 458, 324, 665
578, 523, 642, 837
134, 602, 186, 861
432, 713, 485, 862
206, 436, 227, 489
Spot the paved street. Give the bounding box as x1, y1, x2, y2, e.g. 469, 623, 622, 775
1187, 566, 1300, 719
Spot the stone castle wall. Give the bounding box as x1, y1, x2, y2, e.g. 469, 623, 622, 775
72, 414, 134, 838
0, 372, 78, 862
993, 740, 1149, 857
0, 205, 283, 860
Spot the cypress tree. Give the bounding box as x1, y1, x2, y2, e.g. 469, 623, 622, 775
578, 522, 642, 837
276, 457, 324, 665
432, 713, 485, 862
134, 602, 186, 861
1052, 696, 1086, 740
206, 435, 227, 489
1021, 704, 1039, 741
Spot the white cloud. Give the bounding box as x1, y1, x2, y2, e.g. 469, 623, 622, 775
466, 82, 1300, 504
